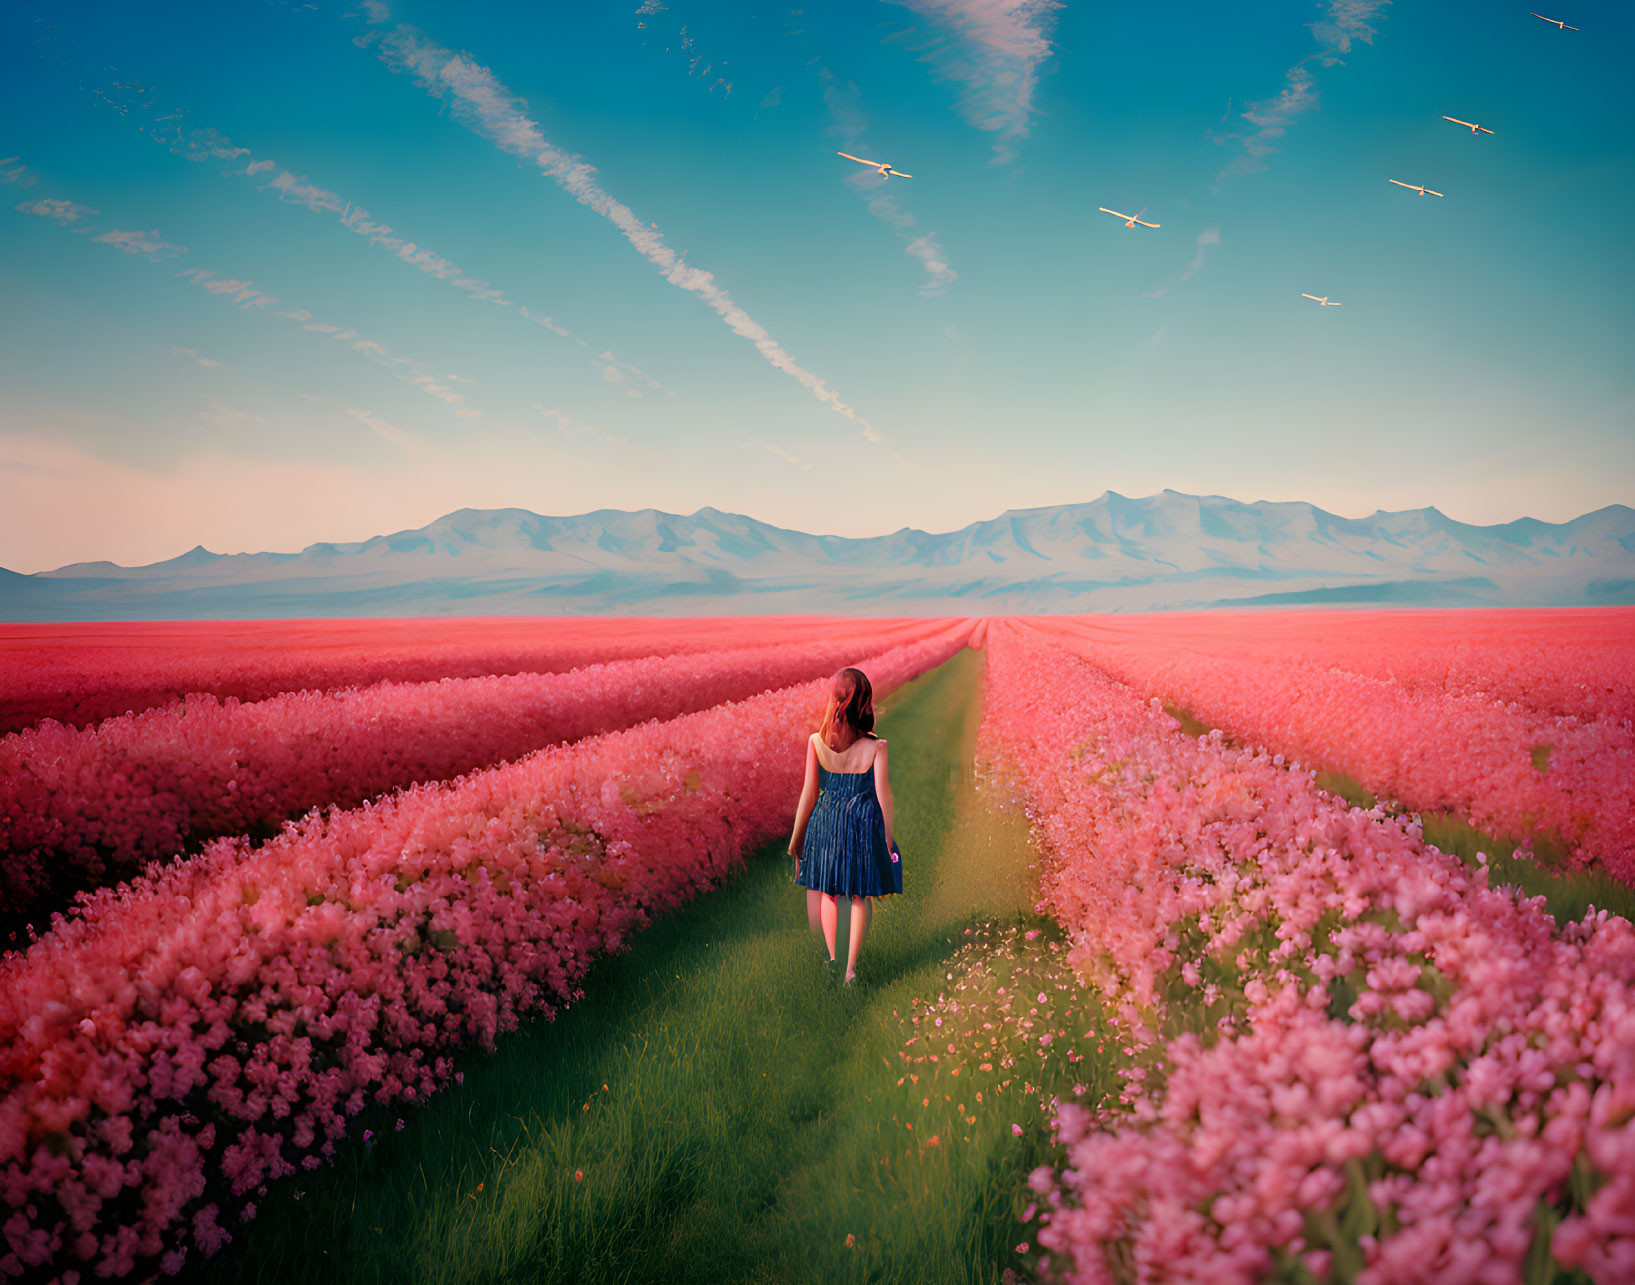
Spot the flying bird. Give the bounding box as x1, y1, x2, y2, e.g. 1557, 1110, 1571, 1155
1530, 11, 1578, 29
837, 151, 912, 179
1442, 116, 1494, 135
1389, 179, 1445, 197
1302, 293, 1343, 307
1098, 206, 1160, 229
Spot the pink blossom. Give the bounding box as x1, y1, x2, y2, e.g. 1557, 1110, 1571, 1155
0, 622, 975, 1279
979, 619, 1635, 1279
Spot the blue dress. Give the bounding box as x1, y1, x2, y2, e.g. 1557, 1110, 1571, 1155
795, 748, 901, 899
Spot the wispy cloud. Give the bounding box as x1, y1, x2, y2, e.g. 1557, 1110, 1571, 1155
1144, 227, 1221, 298
2, 168, 460, 410
199, 399, 256, 431
4, 168, 427, 421
15, 197, 96, 225
531, 404, 628, 448
597, 350, 663, 389
93, 227, 188, 260
166, 269, 482, 419
888, 0, 1060, 163
825, 70, 958, 297
170, 346, 224, 368
364, 22, 878, 441
76, 76, 672, 386
409, 376, 461, 403
753, 440, 814, 470
346, 406, 413, 447
628, 6, 731, 98
1215, 0, 1390, 184
904, 232, 957, 296
0, 157, 34, 188
823, 75, 870, 142
518, 305, 571, 337
1182, 227, 1221, 281
858, 186, 958, 295
175, 268, 273, 308
1311, 0, 1391, 65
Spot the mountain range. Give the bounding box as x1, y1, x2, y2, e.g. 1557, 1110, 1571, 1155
3, 491, 1632, 620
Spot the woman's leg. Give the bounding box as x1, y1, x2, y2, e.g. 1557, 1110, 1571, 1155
807, 888, 827, 949
844, 896, 872, 981
819, 893, 840, 962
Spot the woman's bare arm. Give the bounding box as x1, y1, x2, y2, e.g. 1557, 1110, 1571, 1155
873, 739, 894, 848
788, 735, 821, 861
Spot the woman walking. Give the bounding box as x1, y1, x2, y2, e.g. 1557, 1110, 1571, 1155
788, 667, 900, 983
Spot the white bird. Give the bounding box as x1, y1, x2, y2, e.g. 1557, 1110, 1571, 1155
1530, 11, 1578, 29
1098, 206, 1161, 229
1389, 179, 1445, 197
1302, 293, 1343, 307
837, 151, 912, 179
1442, 115, 1494, 135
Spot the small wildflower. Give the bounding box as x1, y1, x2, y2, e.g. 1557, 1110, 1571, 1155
574, 1169, 584, 1182
845, 1234, 856, 1248
1012, 1123, 1023, 1136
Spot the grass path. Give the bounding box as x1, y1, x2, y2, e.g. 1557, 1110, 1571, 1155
190, 648, 1106, 1285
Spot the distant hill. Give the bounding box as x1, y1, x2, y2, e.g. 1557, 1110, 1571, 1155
4, 490, 1633, 620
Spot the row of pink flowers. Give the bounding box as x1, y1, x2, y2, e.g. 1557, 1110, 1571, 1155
1028, 616, 1635, 880
0, 623, 973, 1281
1, 623, 950, 932
0, 615, 927, 735
980, 621, 1635, 1282
1043, 608, 1635, 726
1032, 606, 1635, 740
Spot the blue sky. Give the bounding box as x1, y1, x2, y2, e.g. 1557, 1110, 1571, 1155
2, 0, 1631, 571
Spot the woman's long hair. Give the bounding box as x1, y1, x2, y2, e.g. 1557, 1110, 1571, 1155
820, 667, 877, 749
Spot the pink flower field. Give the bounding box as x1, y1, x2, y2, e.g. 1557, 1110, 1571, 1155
0, 619, 945, 934
0, 617, 973, 1280
977, 616, 1635, 1282
1, 608, 1630, 1282
0, 615, 922, 736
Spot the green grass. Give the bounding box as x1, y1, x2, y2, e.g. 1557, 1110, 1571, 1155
187, 648, 1112, 1285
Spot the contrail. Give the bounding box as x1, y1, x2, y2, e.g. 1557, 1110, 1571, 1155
361, 20, 880, 442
